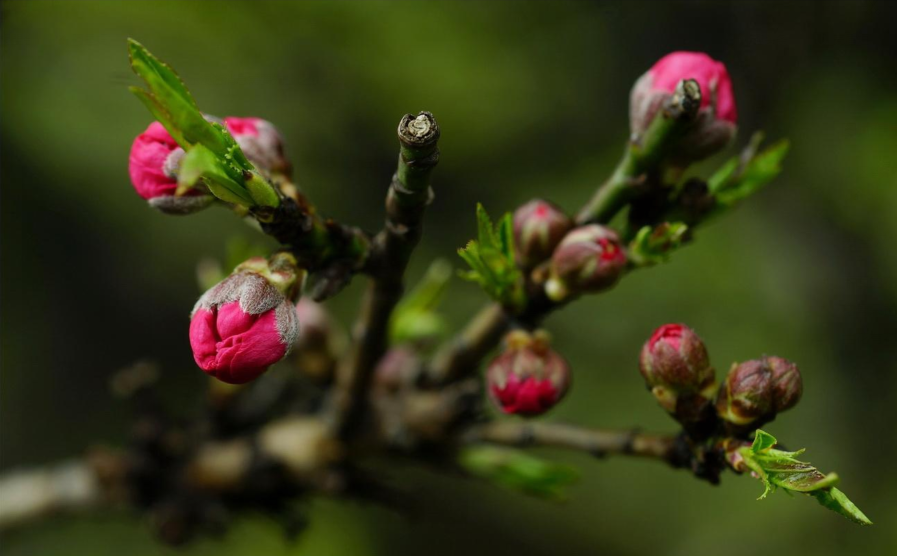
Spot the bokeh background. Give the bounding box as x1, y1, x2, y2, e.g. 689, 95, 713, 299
2, 1, 896, 554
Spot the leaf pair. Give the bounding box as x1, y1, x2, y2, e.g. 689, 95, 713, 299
628, 222, 689, 267
457, 204, 527, 312
708, 132, 790, 209
459, 446, 579, 500
739, 430, 871, 525
128, 39, 278, 208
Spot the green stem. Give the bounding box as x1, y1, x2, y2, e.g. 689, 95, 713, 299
575, 78, 702, 225
330, 112, 440, 439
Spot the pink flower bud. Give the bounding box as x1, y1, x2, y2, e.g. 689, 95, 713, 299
128, 122, 212, 214
294, 298, 332, 352
224, 117, 290, 175
373, 347, 422, 393
639, 324, 715, 415
546, 225, 627, 300
630, 51, 737, 162
486, 331, 570, 416
716, 358, 775, 427
189, 258, 301, 384
513, 199, 573, 268
767, 356, 802, 413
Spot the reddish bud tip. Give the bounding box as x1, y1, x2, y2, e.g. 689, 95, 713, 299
547, 225, 627, 300
630, 51, 737, 163
224, 117, 291, 176
512, 199, 573, 268
128, 122, 211, 214
486, 330, 570, 417
639, 324, 715, 420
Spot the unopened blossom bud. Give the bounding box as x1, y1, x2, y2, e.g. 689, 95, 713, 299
546, 225, 627, 301
639, 324, 715, 418
513, 199, 573, 268
767, 356, 802, 413
486, 330, 570, 416
630, 51, 737, 162
293, 298, 341, 382
716, 358, 776, 427
189, 254, 302, 384
373, 346, 422, 393
224, 117, 290, 176
128, 122, 213, 214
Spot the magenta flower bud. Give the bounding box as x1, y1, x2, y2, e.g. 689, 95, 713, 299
767, 356, 803, 413
486, 330, 571, 417
639, 324, 715, 416
630, 51, 737, 162
546, 225, 627, 301
512, 199, 573, 268
128, 122, 213, 214
189, 256, 302, 384
716, 359, 776, 427
224, 117, 290, 176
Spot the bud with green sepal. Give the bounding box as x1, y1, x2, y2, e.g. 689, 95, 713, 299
639, 324, 716, 429
512, 199, 573, 269
128, 39, 280, 211
545, 225, 627, 301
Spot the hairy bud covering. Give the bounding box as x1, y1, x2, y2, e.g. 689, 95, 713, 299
189, 256, 302, 384
715, 355, 802, 429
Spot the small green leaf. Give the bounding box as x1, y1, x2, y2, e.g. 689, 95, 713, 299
458, 204, 526, 311
813, 487, 873, 526
390, 259, 452, 346
628, 222, 688, 267
737, 429, 871, 525
179, 145, 254, 206
459, 446, 579, 500
710, 132, 790, 208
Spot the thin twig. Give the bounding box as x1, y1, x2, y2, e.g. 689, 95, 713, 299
330, 113, 441, 439
463, 421, 679, 463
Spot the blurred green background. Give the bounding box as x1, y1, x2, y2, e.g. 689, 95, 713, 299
2, 1, 896, 554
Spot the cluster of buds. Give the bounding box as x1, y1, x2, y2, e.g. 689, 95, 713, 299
630, 51, 737, 163
486, 330, 571, 416
716, 356, 802, 433
545, 225, 627, 301
189, 253, 303, 384
512, 199, 573, 269
128, 116, 289, 214
639, 324, 716, 426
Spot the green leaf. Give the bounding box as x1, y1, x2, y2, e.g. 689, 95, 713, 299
709, 132, 790, 208
128, 39, 267, 207
458, 446, 579, 500
628, 222, 688, 267
179, 145, 254, 206
390, 259, 452, 346
813, 487, 873, 526
458, 204, 527, 311
737, 430, 871, 525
